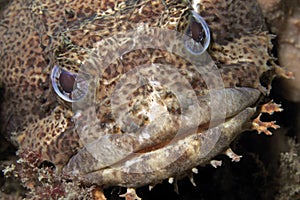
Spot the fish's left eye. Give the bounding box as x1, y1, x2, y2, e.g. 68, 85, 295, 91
51, 65, 88, 102
184, 11, 211, 55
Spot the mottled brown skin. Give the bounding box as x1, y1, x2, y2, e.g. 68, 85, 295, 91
0, 0, 277, 191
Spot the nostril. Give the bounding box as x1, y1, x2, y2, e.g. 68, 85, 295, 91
39, 160, 56, 170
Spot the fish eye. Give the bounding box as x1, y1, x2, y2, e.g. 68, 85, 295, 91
51, 65, 88, 102
184, 10, 211, 55
59, 70, 76, 93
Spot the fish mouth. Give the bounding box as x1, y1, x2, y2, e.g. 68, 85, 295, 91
63, 87, 260, 188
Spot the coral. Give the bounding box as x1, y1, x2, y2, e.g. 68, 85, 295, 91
258, 0, 300, 102
275, 138, 300, 200
2, 149, 98, 200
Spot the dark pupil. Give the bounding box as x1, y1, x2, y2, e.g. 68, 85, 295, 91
190, 20, 204, 43
59, 71, 76, 93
